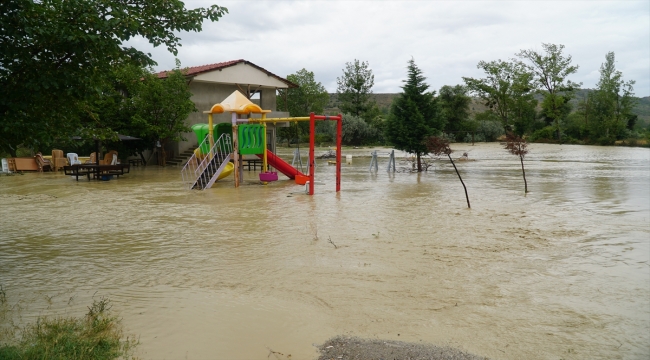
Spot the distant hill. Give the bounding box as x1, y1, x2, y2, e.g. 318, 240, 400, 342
326, 91, 650, 126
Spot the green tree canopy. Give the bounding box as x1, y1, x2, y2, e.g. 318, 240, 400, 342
463, 59, 536, 132
517, 43, 581, 139
276, 68, 329, 146
439, 85, 471, 135
131, 63, 196, 165
385, 58, 444, 171
0, 0, 227, 156
584, 52, 636, 142
278, 68, 329, 117
336, 59, 380, 121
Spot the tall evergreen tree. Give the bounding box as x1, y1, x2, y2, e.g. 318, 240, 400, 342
336, 59, 379, 121
385, 59, 444, 171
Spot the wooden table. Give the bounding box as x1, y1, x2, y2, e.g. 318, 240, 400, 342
64, 164, 130, 181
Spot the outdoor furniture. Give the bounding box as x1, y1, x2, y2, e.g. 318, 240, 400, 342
128, 159, 143, 166
35, 153, 52, 172
67, 153, 82, 165
85, 153, 97, 164
51, 149, 67, 171
242, 158, 263, 171
101, 150, 118, 165
64, 165, 92, 181
6, 157, 39, 171
64, 164, 130, 181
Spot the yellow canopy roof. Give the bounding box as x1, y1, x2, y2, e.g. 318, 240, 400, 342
204, 90, 269, 115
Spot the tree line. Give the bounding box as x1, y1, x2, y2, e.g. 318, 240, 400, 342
278, 43, 646, 155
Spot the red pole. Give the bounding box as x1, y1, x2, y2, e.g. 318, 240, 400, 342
336, 113, 342, 192
309, 112, 315, 195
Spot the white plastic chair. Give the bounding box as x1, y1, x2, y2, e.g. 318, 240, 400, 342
67, 153, 81, 165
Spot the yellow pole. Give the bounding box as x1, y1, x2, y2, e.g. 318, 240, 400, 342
208, 113, 214, 160
262, 114, 268, 173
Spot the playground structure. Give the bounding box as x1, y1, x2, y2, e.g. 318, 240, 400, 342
369, 150, 396, 173
181, 90, 342, 195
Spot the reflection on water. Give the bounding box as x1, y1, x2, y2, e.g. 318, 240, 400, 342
1, 143, 649, 359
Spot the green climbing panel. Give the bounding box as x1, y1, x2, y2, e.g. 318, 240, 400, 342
192, 123, 233, 155
238, 124, 265, 155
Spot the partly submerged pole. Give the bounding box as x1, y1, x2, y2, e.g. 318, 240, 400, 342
309, 112, 315, 195
232, 112, 239, 188
336, 113, 342, 193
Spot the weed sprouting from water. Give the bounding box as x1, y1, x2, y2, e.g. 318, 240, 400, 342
0, 294, 138, 360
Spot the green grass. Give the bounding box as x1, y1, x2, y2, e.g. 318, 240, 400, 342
0, 295, 138, 360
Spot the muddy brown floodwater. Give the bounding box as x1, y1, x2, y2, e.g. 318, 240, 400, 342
1, 143, 648, 360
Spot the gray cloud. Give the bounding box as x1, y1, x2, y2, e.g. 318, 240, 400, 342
128, 0, 649, 96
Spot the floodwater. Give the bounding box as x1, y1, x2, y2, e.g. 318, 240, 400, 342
1, 143, 648, 360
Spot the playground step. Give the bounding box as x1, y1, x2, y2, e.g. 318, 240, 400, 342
167, 145, 198, 166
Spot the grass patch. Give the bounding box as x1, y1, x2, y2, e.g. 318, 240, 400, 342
0, 294, 137, 360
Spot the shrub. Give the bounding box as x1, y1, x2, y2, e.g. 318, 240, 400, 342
0, 298, 137, 360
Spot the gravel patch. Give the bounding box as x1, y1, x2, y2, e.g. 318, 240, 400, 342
317, 336, 489, 360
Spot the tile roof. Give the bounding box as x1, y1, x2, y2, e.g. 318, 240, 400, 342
156, 59, 298, 88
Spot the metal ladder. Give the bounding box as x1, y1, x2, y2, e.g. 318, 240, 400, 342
180, 133, 233, 190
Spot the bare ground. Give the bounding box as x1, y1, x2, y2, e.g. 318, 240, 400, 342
316, 336, 489, 360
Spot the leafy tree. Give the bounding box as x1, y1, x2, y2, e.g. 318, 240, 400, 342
0, 0, 227, 157
336, 59, 380, 121
338, 114, 378, 146
439, 85, 471, 137
425, 136, 470, 208
278, 69, 329, 117
585, 52, 636, 142
463, 60, 535, 131
277, 68, 329, 146
504, 133, 529, 193
131, 63, 196, 166
517, 43, 581, 140
385, 59, 444, 171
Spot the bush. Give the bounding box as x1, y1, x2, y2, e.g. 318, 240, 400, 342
475, 120, 504, 142
0, 297, 137, 360
529, 126, 557, 142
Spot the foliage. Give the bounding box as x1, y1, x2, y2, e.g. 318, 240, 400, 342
517, 43, 581, 140
504, 133, 529, 192
529, 126, 559, 142
463, 59, 536, 132
385, 58, 444, 171
338, 114, 378, 146
0, 0, 227, 157
131, 62, 196, 165
278, 69, 329, 117
277, 68, 329, 146
0, 298, 137, 360
583, 52, 637, 142
336, 59, 380, 122
439, 85, 472, 138
425, 136, 471, 208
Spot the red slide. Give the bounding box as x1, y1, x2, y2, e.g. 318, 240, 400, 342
256, 150, 305, 180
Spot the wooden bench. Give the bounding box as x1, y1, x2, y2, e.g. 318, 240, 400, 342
242, 158, 263, 171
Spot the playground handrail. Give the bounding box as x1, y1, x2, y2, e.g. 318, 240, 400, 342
181, 132, 233, 190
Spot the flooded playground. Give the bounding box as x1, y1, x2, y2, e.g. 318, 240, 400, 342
1, 143, 649, 360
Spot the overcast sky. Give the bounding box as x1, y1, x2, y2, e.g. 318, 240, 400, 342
128, 0, 649, 97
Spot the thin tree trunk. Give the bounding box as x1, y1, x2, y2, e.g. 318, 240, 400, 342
448, 154, 470, 208
417, 153, 422, 172
520, 155, 528, 193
